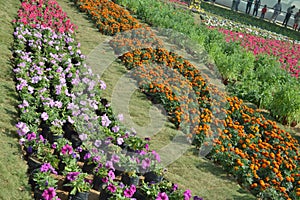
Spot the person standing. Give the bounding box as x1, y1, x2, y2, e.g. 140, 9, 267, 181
245, 0, 254, 14
282, 5, 295, 27
235, 0, 240, 11
260, 5, 267, 19
270, 0, 282, 23
231, 0, 236, 10
252, 0, 261, 17
293, 9, 300, 30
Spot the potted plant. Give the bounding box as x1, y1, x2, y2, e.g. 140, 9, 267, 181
64, 171, 92, 200
100, 182, 137, 200
32, 163, 58, 199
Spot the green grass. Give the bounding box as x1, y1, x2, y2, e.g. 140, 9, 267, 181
0, 0, 32, 199
55, 0, 256, 198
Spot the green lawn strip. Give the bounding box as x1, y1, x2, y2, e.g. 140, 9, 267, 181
55, 0, 256, 198
0, 0, 32, 199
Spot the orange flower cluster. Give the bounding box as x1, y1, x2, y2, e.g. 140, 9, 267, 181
74, 0, 141, 35
109, 27, 163, 55
72, 0, 300, 198
212, 97, 300, 198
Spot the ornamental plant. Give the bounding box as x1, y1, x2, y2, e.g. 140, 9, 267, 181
64, 171, 92, 195
33, 163, 58, 191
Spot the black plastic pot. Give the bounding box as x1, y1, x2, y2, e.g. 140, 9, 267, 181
58, 160, 66, 175
68, 192, 89, 200
27, 157, 42, 174
79, 149, 89, 162
82, 162, 96, 173
33, 189, 43, 200
121, 174, 140, 186
99, 188, 111, 200
48, 134, 64, 144
92, 175, 105, 191
143, 171, 163, 184
132, 189, 147, 200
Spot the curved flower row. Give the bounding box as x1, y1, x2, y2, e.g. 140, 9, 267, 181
74, 0, 141, 35
13, 0, 203, 199
74, 0, 300, 198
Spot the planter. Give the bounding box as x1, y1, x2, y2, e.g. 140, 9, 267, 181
58, 160, 66, 174
92, 175, 105, 191
121, 174, 140, 186
63, 122, 78, 140
70, 134, 82, 149
68, 192, 89, 200
143, 171, 163, 184
99, 188, 111, 200
62, 178, 72, 193
132, 189, 147, 200
82, 162, 96, 173
33, 188, 43, 200
79, 149, 89, 162
48, 134, 64, 144
27, 156, 42, 174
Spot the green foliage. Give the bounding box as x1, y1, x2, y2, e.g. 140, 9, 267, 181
115, 0, 300, 123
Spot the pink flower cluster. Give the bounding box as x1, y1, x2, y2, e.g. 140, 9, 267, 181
219, 29, 300, 78
15, 0, 77, 33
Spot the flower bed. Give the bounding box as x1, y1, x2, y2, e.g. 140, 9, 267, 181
72, 0, 300, 199
74, 0, 141, 35
12, 0, 203, 199
218, 28, 300, 79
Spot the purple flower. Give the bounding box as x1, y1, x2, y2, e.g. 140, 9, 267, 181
41, 112, 48, 121
130, 185, 136, 193
108, 170, 115, 180
101, 114, 111, 127
183, 189, 192, 200
105, 161, 114, 170
99, 80, 106, 90
67, 116, 74, 124
40, 163, 51, 172
102, 177, 108, 183
94, 140, 102, 148
61, 144, 73, 155
51, 144, 57, 149
26, 132, 36, 141
84, 152, 91, 160
66, 172, 80, 181
107, 183, 117, 193
111, 125, 119, 133
193, 196, 203, 200
42, 187, 56, 200
141, 158, 151, 169
117, 137, 124, 145
124, 188, 134, 198
156, 192, 169, 200
152, 150, 161, 162
111, 154, 120, 163
145, 143, 149, 151
172, 184, 178, 191
79, 134, 88, 141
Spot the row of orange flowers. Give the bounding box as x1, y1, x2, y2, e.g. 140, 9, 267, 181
74, 0, 140, 35
71, 0, 300, 198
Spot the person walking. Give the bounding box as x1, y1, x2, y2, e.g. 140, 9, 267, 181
260, 5, 267, 19
293, 9, 300, 30
282, 5, 295, 27
252, 0, 261, 17
231, 0, 236, 10
245, 0, 254, 14
270, 0, 282, 23
235, 0, 240, 11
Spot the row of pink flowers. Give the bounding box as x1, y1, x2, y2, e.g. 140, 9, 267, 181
14, 0, 76, 33
218, 28, 300, 78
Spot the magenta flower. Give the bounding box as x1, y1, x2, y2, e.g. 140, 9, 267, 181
61, 144, 73, 155
26, 132, 36, 141
42, 187, 56, 200
183, 189, 192, 200
141, 158, 151, 169
156, 192, 169, 200
108, 170, 115, 180
152, 150, 161, 162
66, 172, 80, 181
107, 183, 117, 193
117, 137, 124, 145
